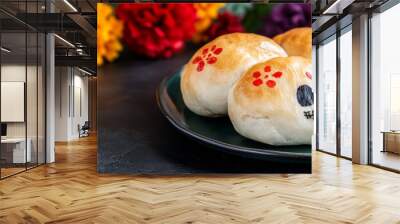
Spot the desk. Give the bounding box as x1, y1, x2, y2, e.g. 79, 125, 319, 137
1, 138, 31, 163
381, 131, 400, 154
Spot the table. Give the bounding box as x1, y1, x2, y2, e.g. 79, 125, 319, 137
97, 48, 311, 174
382, 131, 400, 154
1, 138, 31, 163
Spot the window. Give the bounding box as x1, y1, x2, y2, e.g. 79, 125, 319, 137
317, 36, 337, 154
370, 3, 400, 171
339, 27, 352, 158
0, 1, 46, 179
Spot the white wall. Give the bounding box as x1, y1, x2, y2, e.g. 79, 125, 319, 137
1, 65, 26, 141
1, 65, 37, 138
72, 73, 89, 138
55, 66, 70, 141
55, 67, 89, 141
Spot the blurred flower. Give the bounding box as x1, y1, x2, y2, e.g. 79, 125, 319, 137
242, 4, 272, 33
97, 3, 123, 66
116, 3, 196, 59
221, 3, 252, 18
205, 12, 244, 41
193, 3, 225, 43
258, 3, 311, 38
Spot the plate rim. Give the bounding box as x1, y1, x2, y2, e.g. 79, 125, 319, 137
156, 72, 311, 160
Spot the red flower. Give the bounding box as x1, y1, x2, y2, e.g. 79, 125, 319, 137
205, 12, 244, 41
115, 3, 196, 58
252, 65, 284, 88
192, 45, 223, 72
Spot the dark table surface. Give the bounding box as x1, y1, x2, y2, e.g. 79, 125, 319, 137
97, 48, 311, 174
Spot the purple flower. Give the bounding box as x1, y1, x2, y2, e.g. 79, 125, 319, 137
258, 4, 311, 38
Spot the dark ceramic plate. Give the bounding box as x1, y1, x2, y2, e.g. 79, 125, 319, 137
156, 71, 311, 162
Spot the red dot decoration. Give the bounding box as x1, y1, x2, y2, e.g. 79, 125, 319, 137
197, 61, 205, 72
192, 56, 202, 64
192, 45, 224, 72
253, 79, 263, 86
305, 71, 312, 79
252, 71, 261, 78
207, 57, 217, 64
251, 65, 283, 88
266, 80, 276, 88
214, 48, 223, 55
272, 72, 282, 78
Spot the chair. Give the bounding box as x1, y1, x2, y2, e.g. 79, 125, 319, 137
78, 121, 90, 138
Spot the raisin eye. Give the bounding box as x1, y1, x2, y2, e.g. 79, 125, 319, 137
297, 85, 313, 107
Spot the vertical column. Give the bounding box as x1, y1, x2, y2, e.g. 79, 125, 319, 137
88, 77, 97, 132
352, 14, 369, 164
336, 29, 341, 156
315, 45, 320, 151
54, 67, 73, 141
46, 0, 55, 163
312, 45, 317, 151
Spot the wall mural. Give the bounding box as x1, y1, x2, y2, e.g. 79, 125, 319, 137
97, 3, 313, 174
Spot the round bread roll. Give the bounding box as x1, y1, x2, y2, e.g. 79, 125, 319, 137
181, 33, 287, 117
228, 56, 313, 145
273, 27, 312, 59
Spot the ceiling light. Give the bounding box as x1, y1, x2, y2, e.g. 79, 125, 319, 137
76, 48, 86, 55
322, 0, 355, 15
1, 47, 11, 53
322, 0, 342, 14
78, 67, 93, 76
63, 0, 78, 12
54, 34, 75, 48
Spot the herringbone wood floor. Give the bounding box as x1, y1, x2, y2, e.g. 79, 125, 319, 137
1, 135, 400, 224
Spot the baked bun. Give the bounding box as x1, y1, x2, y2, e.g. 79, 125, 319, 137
228, 56, 313, 145
273, 27, 312, 59
181, 33, 287, 117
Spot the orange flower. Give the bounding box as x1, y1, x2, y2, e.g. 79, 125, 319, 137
97, 3, 123, 66
193, 3, 225, 43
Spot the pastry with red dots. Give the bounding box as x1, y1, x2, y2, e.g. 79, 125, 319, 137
181, 33, 287, 117
273, 27, 312, 59
228, 56, 313, 145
